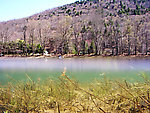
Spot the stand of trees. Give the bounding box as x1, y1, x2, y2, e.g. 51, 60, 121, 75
0, 14, 149, 57
0, 40, 43, 56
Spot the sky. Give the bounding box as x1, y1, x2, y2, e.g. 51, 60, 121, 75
0, 0, 76, 22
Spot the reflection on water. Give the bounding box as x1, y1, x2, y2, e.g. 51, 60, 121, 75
0, 58, 150, 84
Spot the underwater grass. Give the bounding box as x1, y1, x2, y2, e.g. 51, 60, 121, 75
0, 69, 150, 113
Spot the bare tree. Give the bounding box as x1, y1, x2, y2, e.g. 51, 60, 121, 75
56, 16, 72, 54
0, 27, 11, 43
125, 20, 133, 55
113, 20, 120, 56
89, 9, 104, 55
72, 18, 82, 55
133, 20, 141, 55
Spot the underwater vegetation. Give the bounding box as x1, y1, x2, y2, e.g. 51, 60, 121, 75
0, 69, 150, 113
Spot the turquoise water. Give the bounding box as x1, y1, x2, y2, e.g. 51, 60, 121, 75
0, 58, 150, 85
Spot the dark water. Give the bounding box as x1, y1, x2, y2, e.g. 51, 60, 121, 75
0, 57, 150, 85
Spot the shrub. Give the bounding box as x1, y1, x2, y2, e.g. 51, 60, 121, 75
75, 1, 79, 4
61, 7, 67, 10
141, 5, 145, 9
120, 1, 123, 8
66, 9, 71, 14
113, 0, 115, 3
123, 5, 126, 9
73, 8, 76, 11
127, 7, 130, 12
142, 0, 146, 3
49, 14, 53, 17
75, 12, 80, 16
79, 1, 84, 4
118, 10, 123, 14
80, 11, 83, 15
84, 1, 87, 5
53, 12, 55, 15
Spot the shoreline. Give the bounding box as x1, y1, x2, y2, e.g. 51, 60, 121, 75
0, 54, 150, 60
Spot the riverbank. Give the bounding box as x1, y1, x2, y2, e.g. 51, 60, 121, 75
0, 54, 150, 60
0, 72, 150, 113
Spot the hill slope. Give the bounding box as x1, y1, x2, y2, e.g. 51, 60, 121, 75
0, 0, 150, 56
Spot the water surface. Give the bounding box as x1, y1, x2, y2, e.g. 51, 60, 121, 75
0, 57, 150, 85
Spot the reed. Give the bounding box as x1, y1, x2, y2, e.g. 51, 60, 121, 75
0, 69, 150, 113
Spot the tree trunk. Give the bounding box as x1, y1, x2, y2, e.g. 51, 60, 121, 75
115, 37, 118, 56
23, 28, 27, 56
39, 28, 42, 46
128, 35, 131, 55
145, 32, 148, 55
30, 29, 34, 55
81, 34, 85, 55
82, 41, 85, 55
73, 31, 79, 55
94, 41, 98, 55
134, 38, 137, 55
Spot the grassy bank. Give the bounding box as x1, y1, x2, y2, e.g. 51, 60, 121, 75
0, 70, 150, 113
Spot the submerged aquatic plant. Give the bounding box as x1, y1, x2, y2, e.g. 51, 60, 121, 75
0, 69, 150, 113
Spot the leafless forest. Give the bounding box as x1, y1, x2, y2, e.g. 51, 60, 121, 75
0, 0, 150, 56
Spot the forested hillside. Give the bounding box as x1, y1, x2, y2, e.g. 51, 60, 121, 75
0, 0, 150, 56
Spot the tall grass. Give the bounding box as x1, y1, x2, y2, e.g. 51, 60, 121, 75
0, 69, 150, 113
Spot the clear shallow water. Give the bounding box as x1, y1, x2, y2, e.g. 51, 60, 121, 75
0, 57, 150, 85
